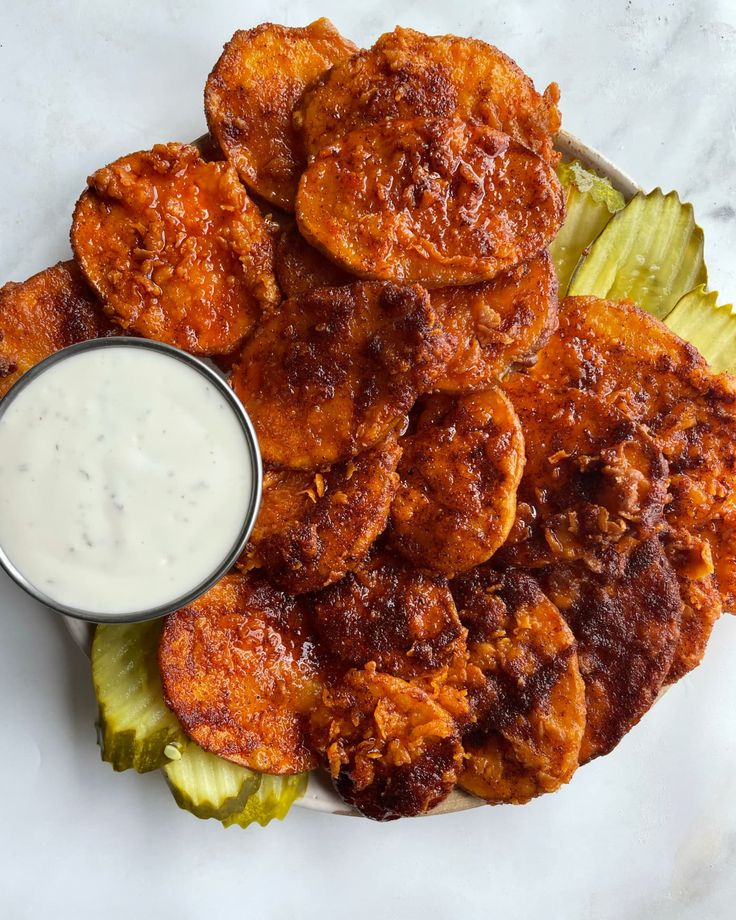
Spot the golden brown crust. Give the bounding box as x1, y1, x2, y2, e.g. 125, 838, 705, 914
499, 377, 670, 573
275, 224, 352, 297
0, 261, 119, 398
663, 530, 721, 682
308, 664, 463, 820
240, 437, 402, 593
310, 551, 468, 687
541, 537, 682, 762
530, 296, 736, 612
295, 26, 561, 164
296, 118, 564, 289
388, 389, 525, 576
159, 574, 321, 774
231, 281, 453, 469
71, 143, 278, 355
206, 19, 358, 211
432, 251, 559, 392
451, 568, 585, 804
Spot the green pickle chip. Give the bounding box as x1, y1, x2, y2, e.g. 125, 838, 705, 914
164, 743, 262, 822
569, 188, 707, 318
550, 160, 625, 294
92, 621, 185, 773
165, 743, 307, 828
665, 284, 736, 373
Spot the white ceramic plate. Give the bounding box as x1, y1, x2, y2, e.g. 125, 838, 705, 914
61, 129, 642, 817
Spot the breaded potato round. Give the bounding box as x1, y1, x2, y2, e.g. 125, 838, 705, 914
297, 119, 564, 289
205, 19, 358, 211
662, 530, 721, 682
309, 664, 463, 820
432, 252, 559, 392
275, 225, 352, 298
451, 568, 585, 804
295, 26, 561, 165
310, 551, 467, 685
72, 143, 278, 355
388, 389, 525, 576
231, 281, 452, 469
0, 261, 119, 398
542, 536, 682, 762
530, 295, 736, 609
240, 437, 402, 593
159, 574, 321, 774
499, 377, 670, 572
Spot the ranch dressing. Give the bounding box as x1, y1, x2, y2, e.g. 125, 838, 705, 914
0, 343, 256, 617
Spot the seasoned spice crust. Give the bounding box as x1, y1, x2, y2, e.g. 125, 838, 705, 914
72, 142, 278, 356
296, 118, 564, 288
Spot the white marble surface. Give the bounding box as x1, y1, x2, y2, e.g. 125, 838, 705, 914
1, 1, 735, 917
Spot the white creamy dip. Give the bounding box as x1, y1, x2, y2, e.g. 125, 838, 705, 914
0, 343, 256, 617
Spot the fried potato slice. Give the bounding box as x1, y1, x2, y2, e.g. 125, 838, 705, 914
296, 118, 564, 289
432, 251, 559, 392
72, 143, 278, 355
309, 664, 463, 820
499, 377, 670, 573
159, 574, 321, 774
295, 26, 561, 165
542, 537, 682, 761
240, 437, 402, 593
0, 261, 118, 398
451, 568, 585, 804
205, 19, 358, 211
310, 551, 469, 710
275, 224, 352, 298
664, 530, 721, 682
232, 281, 452, 469
528, 295, 736, 609
388, 389, 525, 576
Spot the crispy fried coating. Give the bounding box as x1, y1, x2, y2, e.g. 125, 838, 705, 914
451, 568, 585, 804
499, 377, 670, 573
275, 225, 352, 298
541, 537, 681, 762
388, 389, 525, 576
309, 664, 463, 820
528, 296, 736, 610
664, 530, 721, 682
310, 551, 468, 695
232, 281, 452, 469
295, 26, 561, 164
240, 437, 402, 593
432, 251, 559, 392
205, 19, 358, 211
0, 261, 119, 399
296, 118, 564, 289
71, 143, 278, 355
159, 574, 321, 774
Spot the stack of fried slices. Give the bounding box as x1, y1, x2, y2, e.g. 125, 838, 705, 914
1, 21, 733, 821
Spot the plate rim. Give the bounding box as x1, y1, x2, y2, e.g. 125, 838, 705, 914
60, 127, 641, 817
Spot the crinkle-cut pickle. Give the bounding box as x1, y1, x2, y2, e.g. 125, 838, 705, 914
568, 188, 706, 318
550, 160, 625, 294
665, 284, 736, 373
164, 742, 259, 823
165, 744, 307, 828
91, 621, 185, 773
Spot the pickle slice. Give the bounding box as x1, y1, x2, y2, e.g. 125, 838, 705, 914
568, 189, 707, 318
665, 284, 736, 372
92, 621, 185, 773
164, 743, 307, 828
225, 773, 308, 828
164, 743, 262, 822
550, 160, 625, 294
